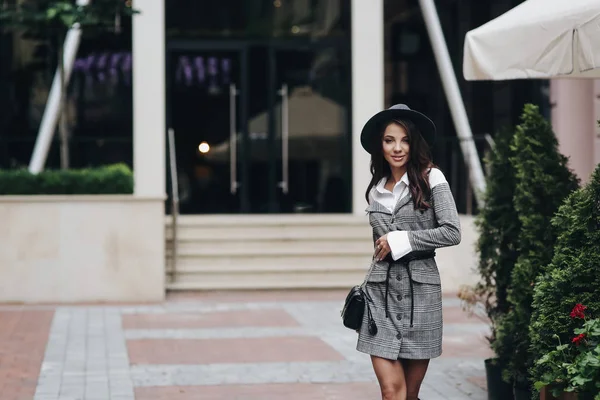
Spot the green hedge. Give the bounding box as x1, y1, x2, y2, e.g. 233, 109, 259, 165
494, 104, 579, 388
0, 163, 134, 195
474, 126, 520, 349
530, 164, 600, 396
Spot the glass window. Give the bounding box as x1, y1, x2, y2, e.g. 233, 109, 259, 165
70, 21, 133, 168
166, 0, 350, 39
0, 17, 133, 169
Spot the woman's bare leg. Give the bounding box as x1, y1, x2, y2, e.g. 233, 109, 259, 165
371, 355, 408, 400
400, 359, 430, 400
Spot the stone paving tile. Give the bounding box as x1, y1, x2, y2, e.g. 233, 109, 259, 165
33, 308, 135, 400
119, 302, 283, 315
0, 290, 490, 400
441, 330, 494, 359
168, 290, 462, 306
118, 298, 464, 316
135, 382, 381, 399
124, 326, 311, 340
0, 310, 54, 400
467, 375, 487, 391
127, 336, 345, 365
129, 361, 374, 387
423, 359, 488, 399
122, 309, 300, 329
443, 305, 488, 324
122, 324, 489, 342
166, 289, 351, 303
129, 360, 486, 400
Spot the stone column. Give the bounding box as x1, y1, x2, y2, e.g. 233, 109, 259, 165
594, 80, 600, 167
351, 0, 384, 214
131, 0, 166, 299
132, 0, 166, 197
551, 79, 595, 183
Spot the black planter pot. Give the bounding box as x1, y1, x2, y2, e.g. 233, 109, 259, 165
484, 358, 514, 400
513, 384, 532, 400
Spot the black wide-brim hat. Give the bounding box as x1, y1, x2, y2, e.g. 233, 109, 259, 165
360, 104, 436, 154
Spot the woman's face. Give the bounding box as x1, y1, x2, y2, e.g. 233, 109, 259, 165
382, 122, 410, 171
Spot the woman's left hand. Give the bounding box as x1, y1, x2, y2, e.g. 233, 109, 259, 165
374, 234, 391, 261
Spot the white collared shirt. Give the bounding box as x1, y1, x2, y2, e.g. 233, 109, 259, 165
369, 168, 447, 260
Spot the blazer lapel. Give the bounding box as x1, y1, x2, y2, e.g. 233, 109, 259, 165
365, 200, 392, 215
393, 193, 412, 215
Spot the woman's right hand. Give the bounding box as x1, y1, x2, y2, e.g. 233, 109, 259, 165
374, 234, 391, 261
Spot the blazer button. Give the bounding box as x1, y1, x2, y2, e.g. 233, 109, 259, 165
396, 274, 401, 281
396, 333, 402, 340
397, 294, 403, 301
396, 313, 402, 321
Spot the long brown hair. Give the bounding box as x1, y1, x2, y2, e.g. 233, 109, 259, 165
365, 119, 435, 211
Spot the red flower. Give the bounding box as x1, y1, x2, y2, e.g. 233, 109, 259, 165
570, 303, 587, 319
572, 333, 586, 346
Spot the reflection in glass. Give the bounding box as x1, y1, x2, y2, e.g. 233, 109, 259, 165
166, 0, 350, 39
194, 46, 351, 213
168, 50, 242, 214
0, 19, 133, 169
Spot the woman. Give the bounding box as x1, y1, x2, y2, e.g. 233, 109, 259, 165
356, 104, 461, 400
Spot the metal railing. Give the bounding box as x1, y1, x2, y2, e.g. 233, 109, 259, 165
166, 128, 179, 282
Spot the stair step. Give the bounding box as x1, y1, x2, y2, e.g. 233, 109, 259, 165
165, 214, 369, 227
169, 239, 373, 255
166, 270, 365, 290
170, 258, 370, 273
166, 225, 371, 241
164, 214, 374, 291
167, 254, 372, 268
166, 245, 372, 258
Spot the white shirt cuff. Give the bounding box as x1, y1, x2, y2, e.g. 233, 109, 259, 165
388, 231, 412, 260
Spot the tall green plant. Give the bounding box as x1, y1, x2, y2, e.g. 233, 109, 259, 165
529, 164, 600, 396
0, 0, 139, 169
470, 126, 520, 351
494, 104, 579, 388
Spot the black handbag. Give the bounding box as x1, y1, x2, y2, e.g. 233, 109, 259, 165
341, 284, 377, 335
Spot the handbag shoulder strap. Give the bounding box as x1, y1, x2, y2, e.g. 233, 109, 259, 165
361, 257, 378, 286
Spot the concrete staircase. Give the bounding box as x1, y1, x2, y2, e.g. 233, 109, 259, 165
165, 215, 374, 290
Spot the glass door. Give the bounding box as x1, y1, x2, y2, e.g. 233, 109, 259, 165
265, 44, 351, 213
167, 42, 249, 214
166, 41, 352, 214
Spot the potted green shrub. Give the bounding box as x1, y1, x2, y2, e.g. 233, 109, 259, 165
459, 126, 520, 400
530, 164, 600, 399
494, 104, 579, 399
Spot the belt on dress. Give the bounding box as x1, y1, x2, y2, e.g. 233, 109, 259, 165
383, 250, 436, 327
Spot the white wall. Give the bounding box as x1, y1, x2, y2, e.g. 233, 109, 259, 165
0, 197, 165, 303
351, 0, 384, 214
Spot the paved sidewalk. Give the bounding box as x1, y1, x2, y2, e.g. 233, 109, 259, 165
0, 290, 492, 400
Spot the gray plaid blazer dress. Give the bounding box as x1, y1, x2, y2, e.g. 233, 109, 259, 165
356, 169, 461, 360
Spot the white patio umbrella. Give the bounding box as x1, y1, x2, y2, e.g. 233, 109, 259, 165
463, 0, 600, 80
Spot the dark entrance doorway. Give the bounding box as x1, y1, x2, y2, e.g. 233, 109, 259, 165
166, 39, 351, 214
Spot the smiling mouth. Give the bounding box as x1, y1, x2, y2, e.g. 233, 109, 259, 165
392, 156, 404, 161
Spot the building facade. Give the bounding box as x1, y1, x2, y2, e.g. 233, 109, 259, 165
2, 0, 599, 301
1, 0, 598, 211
